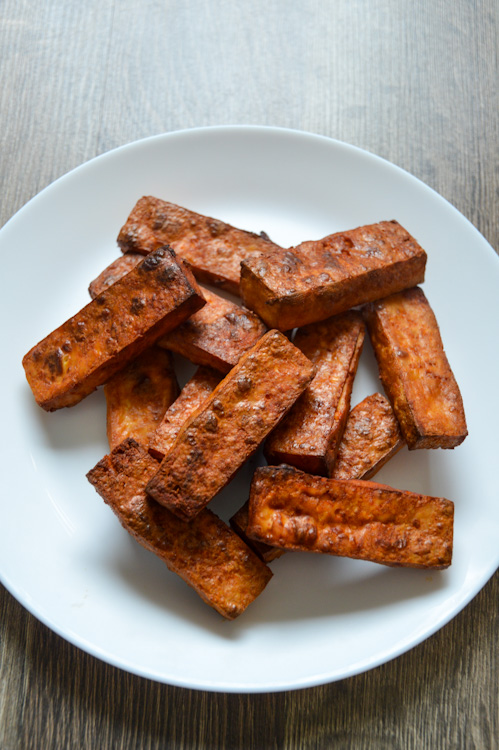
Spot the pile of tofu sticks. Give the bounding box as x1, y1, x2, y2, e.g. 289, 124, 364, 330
22, 197, 467, 620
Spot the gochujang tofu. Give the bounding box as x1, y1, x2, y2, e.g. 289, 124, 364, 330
158, 287, 267, 372
145, 330, 316, 520
330, 393, 404, 479
87, 439, 272, 620
148, 366, 222, 460
22, 246, 205, 411
240, 220, 427, 330
247, 465, 454, 569
264, 311, 365, 475
363, 286, 467, 449
117, 196, 282, 294
104, 346, 178, 450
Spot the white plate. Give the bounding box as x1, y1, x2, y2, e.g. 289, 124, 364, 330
1, 126, 498, 693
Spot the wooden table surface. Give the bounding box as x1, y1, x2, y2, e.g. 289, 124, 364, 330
1, 2, 497, 748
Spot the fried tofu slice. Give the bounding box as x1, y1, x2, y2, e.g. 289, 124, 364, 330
330, 393, 404, 480
88, 252, 143, 298
247, 465, 454, 569
264, 311, 365, 475
233, 392, 403, 561
145, 330, 316, 520
87, 439, 272, 620
363, 287, 467, 449
158, 287, 267, 373
240, 220, 427, 330
104, 346, 179, 450
148, 366, 222, 460
22, 246, 205, 411
117, 196, 282, 294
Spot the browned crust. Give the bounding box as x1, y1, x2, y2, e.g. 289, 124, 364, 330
330, 393, 404, 479
148, 366, 222, 460
86, 439, 272, 620
117, 196, 281, 294
264, 311, 365, 475
363, 287, 467, 449
230, 501, 285, 563
104, 346, 179, 450
88, 253, 144, 298
145, 330, 316, 520
247, 465, 454, 569
158, 287, 267, 372
240, 220, 427, 330
22, 246, 205, 411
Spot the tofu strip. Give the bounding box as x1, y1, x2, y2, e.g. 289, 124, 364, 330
104, 346, 179, 450
87, 439, 272, 620
145, 330, 316, 520
330, 393, 404, 479
148, 366, 222, 460
117, 196, 282, 294
264, 311, 365, 475
247, 465, 454, 569
240, 220, 427, 330
22, 246, 205, 410
363, 287, 467, 449
88, 252, 143, 298
158, 287, 267, 373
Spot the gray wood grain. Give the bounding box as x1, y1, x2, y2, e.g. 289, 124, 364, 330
1, 1, 497, 748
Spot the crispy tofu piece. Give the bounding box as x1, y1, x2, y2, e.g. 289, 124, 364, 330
330, 393, 404, 480
145, 330, 316, 520
230, 501, 285, 563
158, 287, 267, 373
264, 311, 365, 475
240, 220, 427, 330
148, 366, 222, 459
363, 287, 467, 449
22, 246, 205, 411
117, 196, 282, 294
88, 252, 143, 298
104, 346, 179, 450
87, 439, 272, 620
247, 465, 454, 569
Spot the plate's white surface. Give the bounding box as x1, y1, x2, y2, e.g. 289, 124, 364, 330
1, 126, 498, 693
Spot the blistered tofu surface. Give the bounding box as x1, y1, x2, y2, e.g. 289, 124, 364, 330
87, 439, 272, 620
240, 220, 427, 328
364, 287, 467, 449
159, 287, 267, 372
265, 311, 365, 474
145, 330, 315, 519
22, 247, 204, 410
247, 466, 453, 569
117, 196, 281, 294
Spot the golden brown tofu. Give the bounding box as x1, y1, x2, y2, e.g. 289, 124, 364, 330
22, 246, 205, 411
240, 220, 427, 330
330, 393, 404, 480
87, 439, 272, 620
88, 252, 143, 298
158, 287, 267, 373
230, 501, 285, 563
104, 346, 179, 450
145, 330, 316, 520
148, 366, 222, 459
264, 311, 365, 475
247, 465, 454, 569
117, 196, 282, 294
363, 287, 467, 449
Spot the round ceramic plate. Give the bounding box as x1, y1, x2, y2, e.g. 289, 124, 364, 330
1, 126, 498, 693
